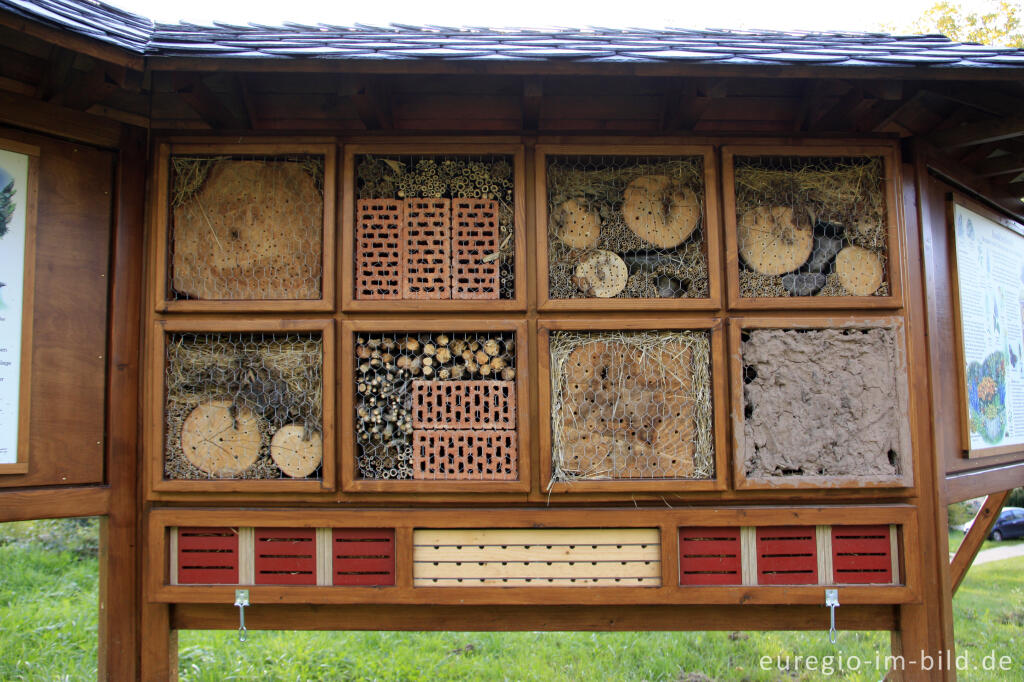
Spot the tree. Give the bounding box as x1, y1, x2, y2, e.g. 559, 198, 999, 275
0, 179, 16, 238
895, 1, 1024, 47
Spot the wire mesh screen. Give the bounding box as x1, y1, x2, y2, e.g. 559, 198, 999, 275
733, 155, 888, 298
549, 330, 714, 482
741, 327, 909, 480
164, 332, 323, 480
546, 155, 708, 299
355, 331, 518, 480
355, 155, 515, 300
168, 155, 325, 301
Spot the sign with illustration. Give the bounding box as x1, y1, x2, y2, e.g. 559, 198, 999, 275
952, 201, 1024, 457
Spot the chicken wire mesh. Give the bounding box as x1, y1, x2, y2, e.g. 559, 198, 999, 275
733, 155, 889, 298
546, 155, 708, 300
167, 154, 325, 301
355, 154, 515, 299
164, 332, 323, 480
549, 330, 714, 483
355, 331, 517, 480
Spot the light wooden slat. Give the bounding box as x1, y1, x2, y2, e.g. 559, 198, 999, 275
169, 528, 178, 586
889, 525, 900, 586
413, 528, 660, 546
238, 528, 255, 586
316, 528, 332, 587
413, 560, 661, 579
415, 577, 661, 587
816, 525, 833, 584
413, 544, 661, 562
741, 527, 757, 586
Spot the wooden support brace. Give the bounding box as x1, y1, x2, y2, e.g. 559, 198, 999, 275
172, 73, 245, 130
950, 490, 1010, 594
930, 113, 1024, 149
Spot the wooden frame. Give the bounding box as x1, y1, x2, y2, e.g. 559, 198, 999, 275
945, 191, 1024, 460
341, 317, 530, 493
729, 315, 914, 490
722, 143, 904, 310
341, 142, 527, 312
152, 141, 337, 313
535, 144, 722, 312
0, 137, 38, 475
147, 317, 336, 494
538, 317, 729, 493
146, 505, 919, 606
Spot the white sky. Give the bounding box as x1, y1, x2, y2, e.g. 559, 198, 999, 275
113, 0, 943, 33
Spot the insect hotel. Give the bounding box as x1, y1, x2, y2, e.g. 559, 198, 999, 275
1, 0, 1023, 678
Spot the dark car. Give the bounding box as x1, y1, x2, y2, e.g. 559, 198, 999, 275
988, 507, 1024, 542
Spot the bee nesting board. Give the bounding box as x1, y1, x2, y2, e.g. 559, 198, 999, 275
355, 199, 404, 300
412, 528, 661, 586
411, 429, 517, 480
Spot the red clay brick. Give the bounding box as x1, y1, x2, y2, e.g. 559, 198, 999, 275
452, 199, 500, 299
404, 198, 451, 299
411, 429, 517, 480
355, 199, 404, 299
411, 380, 516, 430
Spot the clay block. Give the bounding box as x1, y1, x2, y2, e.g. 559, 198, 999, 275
177, 527, 238, 585
678, 527, 742, 586
404, 198, 451, 299
831, 525, 893, 584
254, 527, 316, 585
452, 199, 500, 299
411, 380, 516, 430
355, 199, 404, 300
333, 528, 396, 586
411, 429, 517, 480
756, 526, 818, 585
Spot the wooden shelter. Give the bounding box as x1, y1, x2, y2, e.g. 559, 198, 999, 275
1, 0, 1024, 678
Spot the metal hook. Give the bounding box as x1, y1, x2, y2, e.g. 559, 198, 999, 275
825, 589, 840, 644
234, 589, 249, 643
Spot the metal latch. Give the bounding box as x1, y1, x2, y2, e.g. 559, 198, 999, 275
825, 589, 840, 644
234, 589, 249, 642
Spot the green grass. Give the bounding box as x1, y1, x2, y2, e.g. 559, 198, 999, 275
948, 529, 1024, 553
0, 520, 1021, 681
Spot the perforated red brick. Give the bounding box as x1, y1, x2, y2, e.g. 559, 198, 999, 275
355, 199, 405, 300
177, 527, 238, 585
452, 199, 500, 299
333, 528, 396, 586
411, 429, 517, 480
679, 526, 742, 586
411, 380, 516, 430
756, 526, 818, 585
254, 527, 317, 585
404, 198, 451, 299
831, 525, 893, 584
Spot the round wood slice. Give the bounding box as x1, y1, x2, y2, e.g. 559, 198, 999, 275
172, 160, 323, 300
737, 205, 813, 276
622, 175, 700, 249
180, 400, 262, 477
835, 245, 883, 295
270, 424, 323, 478
574, 249, 628, 297
550, 199, 600, 248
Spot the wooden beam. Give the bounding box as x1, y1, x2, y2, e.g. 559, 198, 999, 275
921, 139, 1024, 221
931, 113, 1024, 149
792, 79, 823, 132
0, 12, 143, 71
0, 486, 109, 521
348, 79, 393, 130
172, 73, 244, 130
809, 85, 867, 132
57, 62, 119, 111
661, 79, 711, 132
0, 89, 123, 147
521, 76, 542, 130
922, 82, 1024, 117
35, 45, 75, 102
974, 153, 1024, 178
950, 491, 1010, 594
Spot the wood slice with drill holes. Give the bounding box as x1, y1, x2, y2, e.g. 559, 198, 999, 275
171, 160, 323, 300
574, 249, 628, 297
180, 400, 262, 477
835, 245, 883, 295
737, 205, 813, 276
551, 198, 600, 249
269, 424, 323, 478
622, 175, 700, 248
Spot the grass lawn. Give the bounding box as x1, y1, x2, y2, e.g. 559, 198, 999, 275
948, 529, 1024, 553
1, 520, 1021, 681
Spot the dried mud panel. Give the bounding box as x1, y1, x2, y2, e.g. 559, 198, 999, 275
549, 330, 714, 482
354, 331, 517, 480
733, 155, 889, 298
355, 154, 516, 300
164, 332, 323, 481
168, 154, 325, 301
741, 327, 911, 482
546, 155, 708, 300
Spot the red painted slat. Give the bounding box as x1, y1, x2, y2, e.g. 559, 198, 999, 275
255, 528, 317, 586
333, 528, 396, 586
177, 527, 239, 585
679, 526, 742, 586
757, 526, 817, 585
831, 525, 893, 584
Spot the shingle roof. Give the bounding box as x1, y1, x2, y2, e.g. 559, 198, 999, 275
5, 0, 1024, 68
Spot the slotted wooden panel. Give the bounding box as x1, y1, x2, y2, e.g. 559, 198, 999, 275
679, 527, 742, 585
254, 528, 317, 585
756, 526, 818, 585
176, 527, 239, 585
413, 528, 661, 586
831, 525, 894, 584
333, 528, 396, 586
